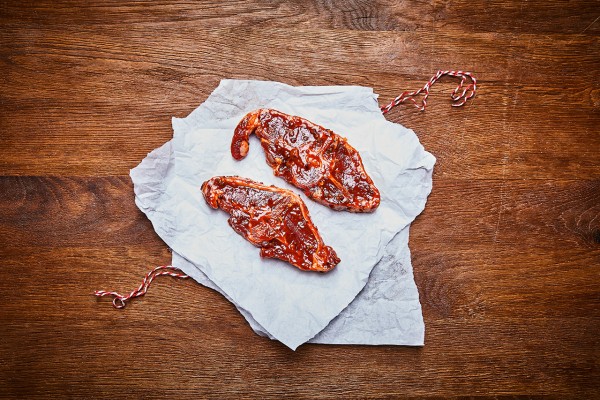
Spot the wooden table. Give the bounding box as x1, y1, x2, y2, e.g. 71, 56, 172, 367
1, 1, 598, 398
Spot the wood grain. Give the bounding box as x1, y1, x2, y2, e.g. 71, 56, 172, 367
1, 26, 598, 178
0, 1, 599, 398
2, 0, 598, 34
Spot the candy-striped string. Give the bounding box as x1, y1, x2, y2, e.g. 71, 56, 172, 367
381, 70, 477, 114
94, 265, 189, 309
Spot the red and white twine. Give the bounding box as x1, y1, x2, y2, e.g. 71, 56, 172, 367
95, 70, 476, 309
380, 70, 477, 114
95, 265, 189, 309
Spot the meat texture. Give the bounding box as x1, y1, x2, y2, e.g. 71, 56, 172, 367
231, 109, 380, 212
201, 176, 340, 272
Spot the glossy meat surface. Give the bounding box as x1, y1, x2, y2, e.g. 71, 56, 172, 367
201, 176, 340, 272
231, 109, 381, 212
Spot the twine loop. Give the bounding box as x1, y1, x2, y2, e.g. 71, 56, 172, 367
95, 265, 189, 309
381, 70, 477, 114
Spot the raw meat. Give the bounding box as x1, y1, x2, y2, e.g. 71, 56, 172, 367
231, 109, 381, 212
201, 176, 340, 272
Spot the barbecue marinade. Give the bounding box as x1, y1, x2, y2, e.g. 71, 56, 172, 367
231, 109, 381, 212
201, 176, 340, 272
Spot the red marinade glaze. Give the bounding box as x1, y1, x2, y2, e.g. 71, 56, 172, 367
201, 176, 340, 272
231, 109, 381, 212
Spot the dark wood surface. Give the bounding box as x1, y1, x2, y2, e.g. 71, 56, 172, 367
1, 1, 599, 398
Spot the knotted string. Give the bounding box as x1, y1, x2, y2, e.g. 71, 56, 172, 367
94, 265, 189, 309
380, 70, 477, 114
95, 70, 476, 309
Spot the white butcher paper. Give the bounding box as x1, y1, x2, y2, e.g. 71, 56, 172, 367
171, 225, 425, 345
130, 80, 435, 350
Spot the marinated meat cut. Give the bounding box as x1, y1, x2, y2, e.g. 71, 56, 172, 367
201, 176, 340, 272
231, 109, 381, 212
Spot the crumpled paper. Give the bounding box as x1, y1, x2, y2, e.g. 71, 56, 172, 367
130, 80, 435, 350
172, 225, 424, 345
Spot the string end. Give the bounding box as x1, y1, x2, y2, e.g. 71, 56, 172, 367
95, 266, 190, 310
381, 70, 477, 114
